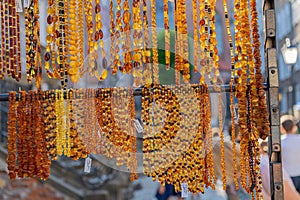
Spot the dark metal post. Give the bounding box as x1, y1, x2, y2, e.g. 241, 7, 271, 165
264, 0, 284, 199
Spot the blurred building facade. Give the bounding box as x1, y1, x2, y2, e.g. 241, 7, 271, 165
277, 0, 300, 116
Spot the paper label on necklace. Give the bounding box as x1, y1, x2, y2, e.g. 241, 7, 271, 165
234, 103, 239, 124
84, 157, 92, 173
181, 182, 188, 198
16, 0, 23, 12
24, 0, 30, 8
133, 119, 143, 133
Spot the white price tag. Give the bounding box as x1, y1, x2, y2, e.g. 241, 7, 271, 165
24, 0, 30, 8
84, 157, 92, 173
234, 104, 239, 124
16, 0, 23, 12
133, 119, 143, 133
181, 182, 188, 198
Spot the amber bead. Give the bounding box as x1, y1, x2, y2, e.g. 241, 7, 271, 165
95, 4, 101, 13
99, 30, 103, 39
44, 52, 51, 61
94, 31, 99, 41
47, 15, 53, 24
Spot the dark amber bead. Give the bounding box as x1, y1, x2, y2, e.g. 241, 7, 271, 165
116, 11, 121, 17
47, 15, 53, 24
29, 50, 35, 58
99, 30, 103, 39
95, 4, 101, 13
94, 31, 99, 41
44, 52, 51, 61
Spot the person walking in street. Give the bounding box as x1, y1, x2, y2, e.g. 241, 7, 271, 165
281, 115, 300, 193
259, 138, 300, 199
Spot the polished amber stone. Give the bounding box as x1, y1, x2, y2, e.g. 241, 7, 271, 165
46, 26, 53, 34
94, 31, 99, 41
95, 4, 101, 13
123, 11, 131, 22
47, 15, 53, 24
99, 30, 103, 39
46, 35, 52, 43
44, 52, 51, 61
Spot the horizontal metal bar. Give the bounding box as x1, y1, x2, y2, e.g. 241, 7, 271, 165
0, 83, 268, 102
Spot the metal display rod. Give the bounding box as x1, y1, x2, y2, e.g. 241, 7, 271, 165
264, 0, 284, 199
0, 83, 269, 102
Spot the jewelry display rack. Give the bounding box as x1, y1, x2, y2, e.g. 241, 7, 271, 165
0, 0, 283, 199
264, 0, 284, 199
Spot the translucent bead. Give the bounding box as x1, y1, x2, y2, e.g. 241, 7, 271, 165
46, 35, 53, 43
101, 69, 108, 80
46, 26, 53, 34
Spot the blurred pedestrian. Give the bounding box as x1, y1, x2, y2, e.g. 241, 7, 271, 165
280, 115, 300, 193
155, 183, 176, 200
259, 138, 300, 199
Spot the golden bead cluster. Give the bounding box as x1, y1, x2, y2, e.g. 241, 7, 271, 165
142, 83, 216, 193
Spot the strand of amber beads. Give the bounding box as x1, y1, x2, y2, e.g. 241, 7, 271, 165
65, 90, 71, 156
218, 93, 226, 190
132, 0, 144, 86
141, 0, 152, 84
179, 0, 190, 83
78, 0, 85, 77
114, 0, 123, 73
151, 0, 159, 84
122, 0, 132, 74
27, 91, 36, 177
110, 0, 117, 75
204, 84, 216, 189
25, 2, 34, 82
230, 82, 239, 189
34, 92, 51, 180
164, 0, 170, 70
16, 91, 26, 178
34, 0, 43, 89
55, 90, 63, 155
45, 0, 55, 78
250, 0, 270, 140
192, 0, 199, 73
199, 0, 208, 84
4, 0, 10, 77
16, 3, 21, 80
234, 0, 248, 189
85, 0, 94, 77
69, 89, 88, 160
0, 2, 6, 78
8, 0, 14, 77
129, 88, 138, 181
10, 0, 19, 79
7, 92, 17, 179
68, 0, 80, 83
90, 89, 99, 153
43, 91, 57, 160
63, 0, 69, 88
94, 0, 108, 81
174, 0, 180, 85
56, 0, 64, 85
254, 140, 263, 199
209, 0, 221, 85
